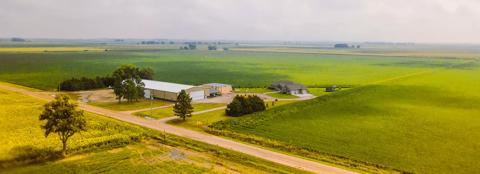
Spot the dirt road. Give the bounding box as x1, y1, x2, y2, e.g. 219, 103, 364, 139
0, 83, 355, 174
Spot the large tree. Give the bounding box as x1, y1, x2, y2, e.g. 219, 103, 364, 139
39, 95, 86, 156
112, 64, 148, 103
173, 90, 194, 121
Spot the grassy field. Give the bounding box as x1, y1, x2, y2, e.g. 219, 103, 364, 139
0, 85, 309, 174
211, 62, 480, 174
134, 103, 225, 119
88, 100, 172, 111
0, 49, 468, 90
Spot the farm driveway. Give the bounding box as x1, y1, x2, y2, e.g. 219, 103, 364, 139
0, 83, 355, 174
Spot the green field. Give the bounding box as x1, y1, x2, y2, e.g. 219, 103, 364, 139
0, 49, 468, 90
1, 45, 479, 173
0, 86, 308, 174
211, 62, 480, 173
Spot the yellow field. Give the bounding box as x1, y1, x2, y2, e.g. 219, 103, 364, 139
231, 47, 480, 59
0, 47, 105, 52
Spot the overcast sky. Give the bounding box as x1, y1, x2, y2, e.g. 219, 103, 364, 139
1, 0, 479, 43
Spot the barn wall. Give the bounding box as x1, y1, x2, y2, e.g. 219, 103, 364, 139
152, 90, 178, 101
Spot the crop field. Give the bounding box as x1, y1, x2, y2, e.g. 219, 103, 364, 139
0, 88, 146, 166
211, 61, 480, 174
0, 48, 469, 90
0, 86, 308, 174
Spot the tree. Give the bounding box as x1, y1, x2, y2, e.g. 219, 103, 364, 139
39, 95, 86, 156
226, 95, 266, 117
139, 67, 154, 80
112, 65, 147, 103
173, 90, 193, 120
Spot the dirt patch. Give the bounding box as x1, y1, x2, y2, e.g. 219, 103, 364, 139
74, 89, 116, 103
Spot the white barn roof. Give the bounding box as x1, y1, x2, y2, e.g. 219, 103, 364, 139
143, 79, 195, 93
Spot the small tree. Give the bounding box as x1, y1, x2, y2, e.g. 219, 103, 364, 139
39, 95, 86, 156
173, 90, 193, 120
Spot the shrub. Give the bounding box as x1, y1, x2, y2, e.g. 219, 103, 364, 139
226, 95, 265, 116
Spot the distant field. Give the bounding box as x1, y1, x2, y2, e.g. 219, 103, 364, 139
211, 63, 480, 174
0, 86, 308, 174
232, 47, 480, 59
0, 47, 104, 52
0, 49, 469, 90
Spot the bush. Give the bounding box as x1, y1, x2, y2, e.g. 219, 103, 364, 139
226, 95, 265, 116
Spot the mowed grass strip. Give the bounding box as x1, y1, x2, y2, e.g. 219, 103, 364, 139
88, 100, 172, 111
134, 103, 225, 119
211, 67, 480, 174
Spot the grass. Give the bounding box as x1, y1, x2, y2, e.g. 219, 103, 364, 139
88, 100, 172, 111
211, 64, 480, 174
134, 103, 225, 119
0, 84, 309, 174
169, 100, 299, 131
265, 92, 299, 99
235, 88, 274, 93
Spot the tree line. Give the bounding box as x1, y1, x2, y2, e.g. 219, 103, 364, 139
59, 67, 153, 91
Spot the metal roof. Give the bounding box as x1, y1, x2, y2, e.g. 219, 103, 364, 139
204, 83, 230, 87
142, 79, 195, 93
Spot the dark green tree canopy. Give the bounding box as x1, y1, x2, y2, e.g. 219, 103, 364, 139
39, 95, 86, 155
112, 64, 150, 102
173, 90, 194, 121
226, 95, 266, 117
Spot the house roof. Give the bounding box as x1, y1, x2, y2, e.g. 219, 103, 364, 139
271, 81, 307, 90
204, 83, 230, 87
142, 79, 195, 93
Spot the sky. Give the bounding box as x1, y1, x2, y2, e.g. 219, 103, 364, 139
1, 0, 480, 43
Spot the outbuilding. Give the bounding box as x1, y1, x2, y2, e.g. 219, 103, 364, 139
142, 79, 207, 101
270, 81, 308, 95
201, 83, 233, 97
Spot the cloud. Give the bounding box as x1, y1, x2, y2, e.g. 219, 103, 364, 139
0, 0, 479, 43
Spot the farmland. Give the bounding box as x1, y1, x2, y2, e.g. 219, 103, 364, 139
211, 61, 480, 174
0, 86, 309, 174
0, 49, 468, 90
1, 44, 479, 173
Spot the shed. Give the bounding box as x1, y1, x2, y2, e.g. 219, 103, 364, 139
142, 79, 207, 101
201, 83, 233, 97
325, 85, 337, 92
270, 81, 308, 95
